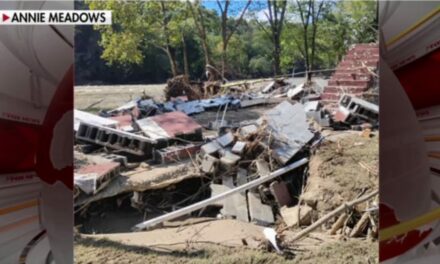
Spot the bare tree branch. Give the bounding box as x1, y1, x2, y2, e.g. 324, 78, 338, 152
225, 0, 252, 44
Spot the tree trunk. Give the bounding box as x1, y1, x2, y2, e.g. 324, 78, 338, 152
165, 46, 178, 77
189, 1, 212, 66
198, 7, 212, 66
160, 2, 178, 77
182, 34, 190, 77
221, 17, 227, 79
221, 41, 227, 79
273, 33, 282, 76
201, 39, 211, 66
303, 26, 310, 82
310, 1, 324, 83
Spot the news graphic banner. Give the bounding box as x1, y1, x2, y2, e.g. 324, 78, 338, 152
0, 1, 111, 263
0, 10, 111, 25
380, 1, 440, 263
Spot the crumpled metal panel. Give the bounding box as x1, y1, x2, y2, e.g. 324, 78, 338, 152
260, 101, 314, 164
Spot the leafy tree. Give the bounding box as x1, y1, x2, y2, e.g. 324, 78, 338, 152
87, 0, 188, 76
294, 0, 330, 82
216, 0, 252, 78
254, 0, 287, 76
187, 0, 213, 66
76, 0, 378, 85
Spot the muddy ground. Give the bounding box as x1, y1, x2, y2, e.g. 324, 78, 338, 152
74, 85, 378, 263
75, 84, 167, 110
75, 236, 377, 264
302, 133, 379, 220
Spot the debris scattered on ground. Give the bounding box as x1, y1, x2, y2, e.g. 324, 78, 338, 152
74, 43, 379, 263
164, 75, 203, 101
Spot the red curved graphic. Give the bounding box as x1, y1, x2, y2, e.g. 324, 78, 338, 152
395, 48, 440, 110
35, 66, 73, 189
0, 120, 39, 174
379, 203, 432, 261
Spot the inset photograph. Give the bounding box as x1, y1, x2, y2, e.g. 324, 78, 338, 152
73, 1, 378, 263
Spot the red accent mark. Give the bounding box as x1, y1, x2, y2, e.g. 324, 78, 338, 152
380, 203, 432, 261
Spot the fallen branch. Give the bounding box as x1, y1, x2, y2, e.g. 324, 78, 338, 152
358, 161, 378, 177
288, 189, 378, 242
221, 77, 284, 89
84, 98, 105, 111
330, 213, 347, 235
350, 212, 370, 237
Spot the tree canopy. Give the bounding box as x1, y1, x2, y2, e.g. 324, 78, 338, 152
75, 0, 377, 85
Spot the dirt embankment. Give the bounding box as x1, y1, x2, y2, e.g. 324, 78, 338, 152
302, 133, 378, 226
74, 133, 379, 264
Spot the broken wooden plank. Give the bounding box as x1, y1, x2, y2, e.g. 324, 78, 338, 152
350, 212, 370, 237
330, 213, 348, 235
288, 189, 378, 242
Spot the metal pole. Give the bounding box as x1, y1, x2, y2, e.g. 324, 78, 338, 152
133, 157, 308, 231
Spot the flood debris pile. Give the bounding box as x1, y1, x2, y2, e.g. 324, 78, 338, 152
164, 74, 203, 101
197, 101, 315, 226
74, 43, 379, 256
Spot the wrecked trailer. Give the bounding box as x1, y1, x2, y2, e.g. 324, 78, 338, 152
334, 94, 379, 125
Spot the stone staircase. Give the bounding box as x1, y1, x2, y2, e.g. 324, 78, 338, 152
321, 43, 379, 112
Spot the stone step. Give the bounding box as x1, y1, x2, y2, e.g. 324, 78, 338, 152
321, 91, 363, 101
336, 67, 373, 74
349, 43, 378, 48
324, 86, 368, 94
320, 93, 341, 101
346, 48, 379, 55
328, 79, 370, 87
332, 73, 371, 80
347, 45, 379, 52
320, 100, 339, 106
338, 60, 378, 68
344, 53, 379, 60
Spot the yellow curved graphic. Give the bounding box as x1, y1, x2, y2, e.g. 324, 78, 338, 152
386, 5, 440, 47
380, 207, 440, 241
0, 199, 38, 216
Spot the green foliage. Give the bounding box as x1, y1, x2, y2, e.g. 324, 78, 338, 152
339, 0, 378, 44
76, 0, 378, 84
